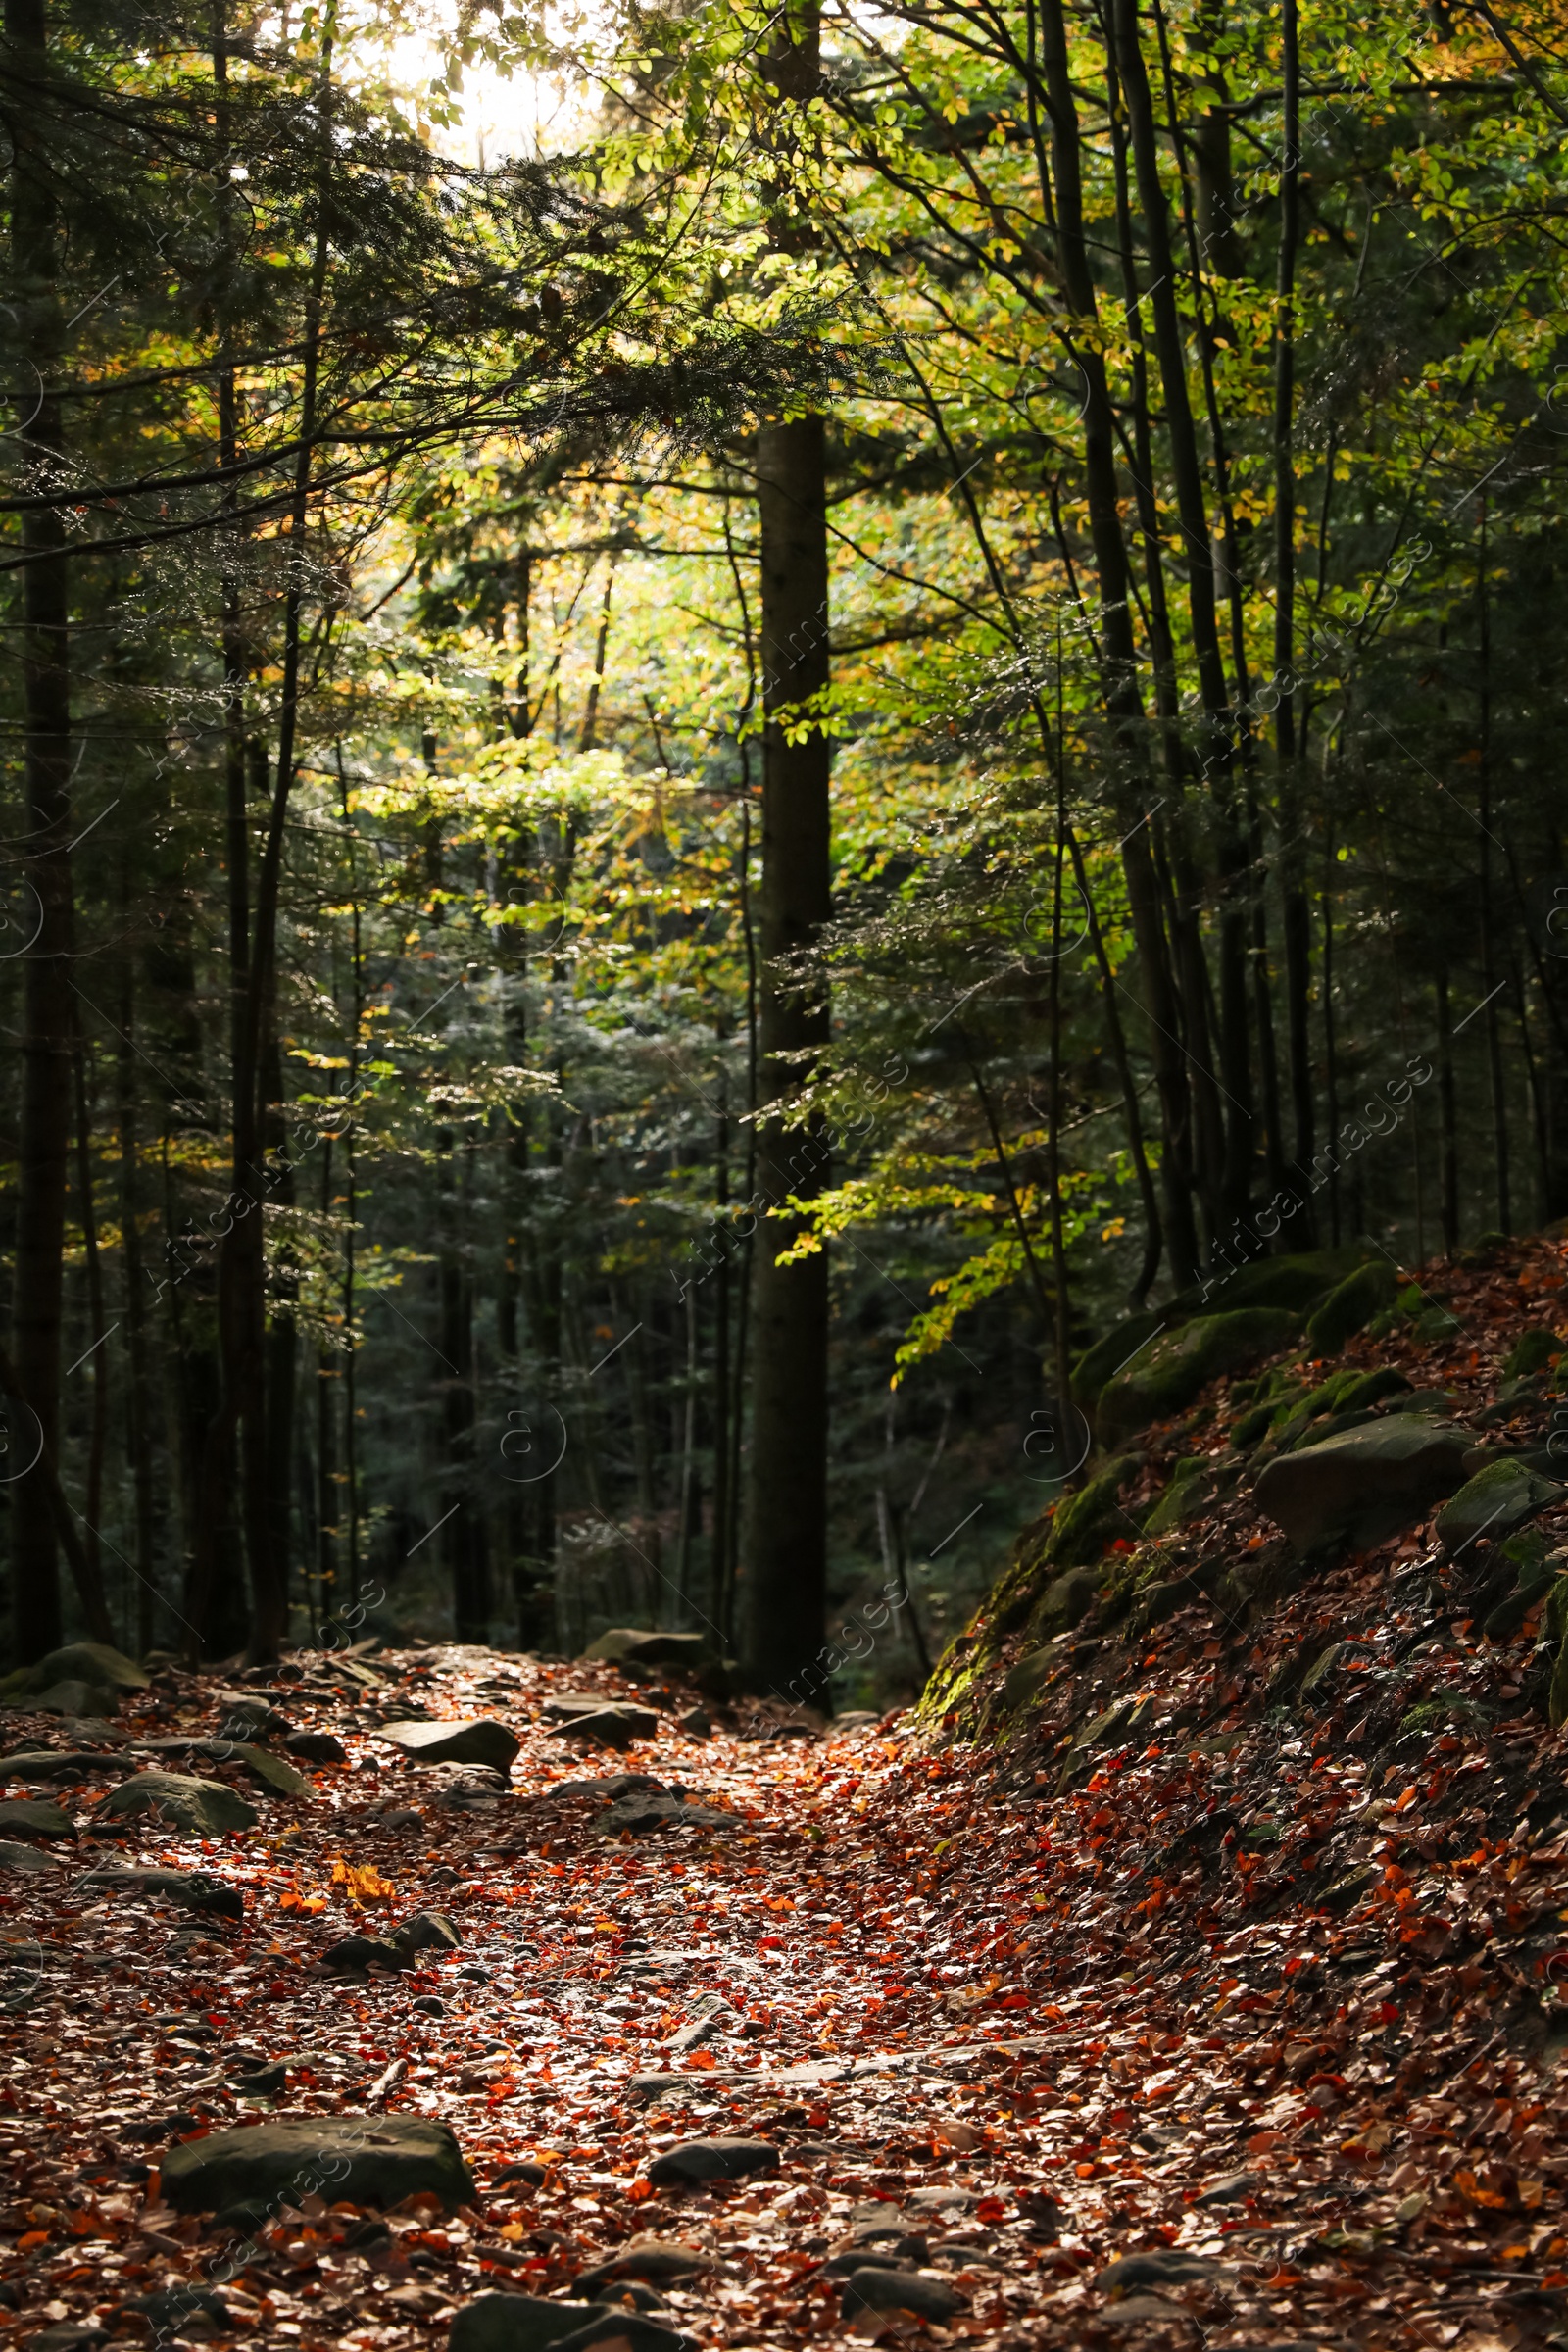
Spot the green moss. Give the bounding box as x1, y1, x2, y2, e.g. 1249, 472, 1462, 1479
1026, 1565, 1102, 1641
1169, 1250, 1373, 1321
1400, 1695, 1494, 1736
1232, 1401, 1275, 1447
1043, 1454, 1141, 1568
1436, 1456, 1562, 1556
1304, 1261, 1398, 1355
1098, 1308, 1300, 1444
1544, 1574, 1568, 1650
1145, 1456, 1211, 1537
1073, 1311, 1172, 1407
1503, 1328, 1563, 1381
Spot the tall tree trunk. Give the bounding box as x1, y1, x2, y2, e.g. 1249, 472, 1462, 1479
196, 36, 331, 1656
1037, 0, 1201, 1284
259, 1033, 296, 1653
8, 0, 74, 1657
1322, 834, 1342, 1244
115, 963, 157, 1652
1476, 501, 1510, 1233
72, 1032, 109, 1597
742, 405, 832, 1689
710, 1083, 732, 1634
1114, 0, 1254, 1232
1437, 970, 1459, 1258
1272, 0, 1315, 1231
741, 0, 833, 1691
441, 1138, 488, 1640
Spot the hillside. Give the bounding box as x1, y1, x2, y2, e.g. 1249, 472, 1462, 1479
0, 1235, 1565, 2352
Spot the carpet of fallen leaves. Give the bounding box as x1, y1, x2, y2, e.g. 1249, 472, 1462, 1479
3, 1237, 1568, 2352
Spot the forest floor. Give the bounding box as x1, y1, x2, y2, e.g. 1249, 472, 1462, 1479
2, 1238, 1568, 2352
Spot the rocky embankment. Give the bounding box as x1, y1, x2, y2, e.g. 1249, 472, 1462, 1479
0, 1234, 1565, 2352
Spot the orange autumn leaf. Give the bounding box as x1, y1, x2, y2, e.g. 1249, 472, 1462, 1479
330, 1857, 394, 1907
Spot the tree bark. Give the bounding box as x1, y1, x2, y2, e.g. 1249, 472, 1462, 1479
7, 0, 74, 1657
1271, 0, 1316, 1233
72, 1031, 109, 1600
740, 0, 834, 1692
1037, 0, 1202, 1283
1116, 0, 1256, 1232
115, 961, 157, 1653
741, 418, 832, 1684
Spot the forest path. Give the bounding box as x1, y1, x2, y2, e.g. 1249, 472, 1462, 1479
0, 1630, 1559, 2352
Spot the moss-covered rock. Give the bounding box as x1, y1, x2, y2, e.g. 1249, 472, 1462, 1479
1177, 1250, 1372, 1319
1072, 1312, 1172, 1407
1503, 1328, 1563, 1381
1028, 1566, 1102, 1640
1436, 1457, 1563, 1557
1480, 1531, 1558, 1640
1097, 1310, 1299, 1445
1042, 1454, 1142, 1567
23, 1642, 146, 1696
1304, 1261, 1398, 1355
1145, 1457, 1213, 1537
1000, 1642, 1069, 1712
1254, 1416, 1473, 1554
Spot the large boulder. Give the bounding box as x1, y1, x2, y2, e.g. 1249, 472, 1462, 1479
1072, 1311, 1170, 1407
0, 1799, 74, 1841
92, 1772, 259, 1835
377, 1720, 519, 1773
1304, 1261, 1398, 1355
26, 1642, 146, 1695
1098, 1310, 1299, 1444
162, 2114, 474, 2220
133, 1737, 309, 1795
543, 1698, 659, 1749
582, 1629, 707, 1667
30, 1681, 122, 1718
1436, 1457, 1564, 1557
1254, 1416, 1472, 1554
0, 1749, 121, 1782
1183, 1250, 1371, 1319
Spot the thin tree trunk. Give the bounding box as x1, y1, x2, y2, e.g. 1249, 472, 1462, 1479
206, 37, 332, 1656
1436, 970, 1459, 1258
0, 1344, 113, 1640
676, 1280, 700, 1612
8, 0, 74, 1657
1322, 832, 1341, 1245
1062, 823, 1163, 1302
115, 964, 156, 1653
710, 1080, 732, 1634
1272, 0, 1316, 1230
72, 1031, 109, 1593
1476, 500, 1510, 1233
1045, 693, 1075, 1458
577, 551, 618, 753
260, 1032, 296, 1650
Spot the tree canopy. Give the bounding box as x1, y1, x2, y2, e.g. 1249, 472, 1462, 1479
3, 0, 1564, 1689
